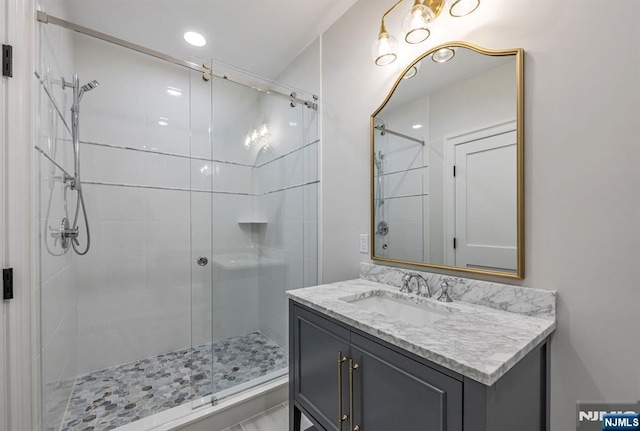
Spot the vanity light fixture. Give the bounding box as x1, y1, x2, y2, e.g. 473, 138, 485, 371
158, 117, 169, 126
183, 31, 206, 47
372, 0, 480, 66
431, 47, 456, 63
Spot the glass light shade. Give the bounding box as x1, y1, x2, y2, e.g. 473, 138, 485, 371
449, 0, 480, 17
401, 5, 434, 44
431, 47, 455, 63
372, 33, 399, 66
402, 60, 421, 79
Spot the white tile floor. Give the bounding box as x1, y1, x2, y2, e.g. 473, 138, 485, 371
223, 402, 313, 431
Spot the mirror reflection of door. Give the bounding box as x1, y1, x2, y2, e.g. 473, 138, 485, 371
448, 128, 517, 272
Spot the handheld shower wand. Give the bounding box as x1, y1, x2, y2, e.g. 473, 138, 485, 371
57, 74, 100, 255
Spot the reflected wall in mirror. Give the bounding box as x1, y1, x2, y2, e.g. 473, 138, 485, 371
371, 43, 524, 279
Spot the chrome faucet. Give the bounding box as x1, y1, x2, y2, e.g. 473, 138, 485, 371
437, 277, 464, 302
400, 272, 432, 297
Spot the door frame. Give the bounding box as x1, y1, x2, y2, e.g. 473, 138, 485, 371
3, 0, 37, 429
443, 120, 516, 267
0, 0, 7, 425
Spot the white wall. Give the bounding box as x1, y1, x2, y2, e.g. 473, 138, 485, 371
320, 1, 640, 430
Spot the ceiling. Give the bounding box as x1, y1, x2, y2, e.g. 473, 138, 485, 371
62, 0, 357, 80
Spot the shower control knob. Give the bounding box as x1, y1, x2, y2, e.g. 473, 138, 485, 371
197, 256, 208, 267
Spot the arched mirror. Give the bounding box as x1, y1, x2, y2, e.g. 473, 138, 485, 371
371, 43, 524, 279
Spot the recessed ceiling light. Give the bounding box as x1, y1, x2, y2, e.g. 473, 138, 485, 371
167, 86, 182, 97
158, 117, 169, 126
183, 31, 206, 47
412, 124, 423, 129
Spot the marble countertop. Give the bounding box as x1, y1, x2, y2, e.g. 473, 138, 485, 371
287, 278, 556, 386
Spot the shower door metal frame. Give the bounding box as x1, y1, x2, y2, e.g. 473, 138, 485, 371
36, 11, 319, 110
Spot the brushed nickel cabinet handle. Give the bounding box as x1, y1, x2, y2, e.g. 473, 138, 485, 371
338, 352, 348, 429
349, 359, 360, 431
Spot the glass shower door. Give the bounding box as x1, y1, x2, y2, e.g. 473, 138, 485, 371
206, 67, 319, 402
188, 58, 214, 408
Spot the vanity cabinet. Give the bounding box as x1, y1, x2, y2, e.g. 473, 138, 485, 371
289, 301, 550, 431
290, 303, 462, 431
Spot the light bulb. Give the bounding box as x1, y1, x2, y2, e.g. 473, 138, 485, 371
449, 0, 480, 17
401, 4, 433, 44
372, 33, 399, 66
432, 47, 456, 63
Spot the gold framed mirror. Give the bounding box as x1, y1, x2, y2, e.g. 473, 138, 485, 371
371, 42, 524, 279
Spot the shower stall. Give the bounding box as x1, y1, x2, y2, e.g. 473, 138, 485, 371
36, 9, 318, 431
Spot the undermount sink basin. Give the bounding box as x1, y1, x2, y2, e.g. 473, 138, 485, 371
343, 292, 453, 326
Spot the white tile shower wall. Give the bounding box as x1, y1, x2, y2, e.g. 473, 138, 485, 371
74, 37, 191, 156
75, 183, 194, 374
36, 2, 79, 428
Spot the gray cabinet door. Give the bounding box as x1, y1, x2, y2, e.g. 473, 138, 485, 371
292, 305, 350, 431
350, 333, 463, 431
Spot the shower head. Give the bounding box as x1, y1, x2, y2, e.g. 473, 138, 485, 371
81, 80, 99, 92
78, 80, 100, 102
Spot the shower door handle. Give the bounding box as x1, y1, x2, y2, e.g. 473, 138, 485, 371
197, 256, 208, 266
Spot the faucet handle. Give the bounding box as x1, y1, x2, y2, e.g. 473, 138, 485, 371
400, 273, 412, 293
437, 279, 454, 302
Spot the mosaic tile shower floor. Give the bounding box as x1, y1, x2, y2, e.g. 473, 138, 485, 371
59, 331, 288, 431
